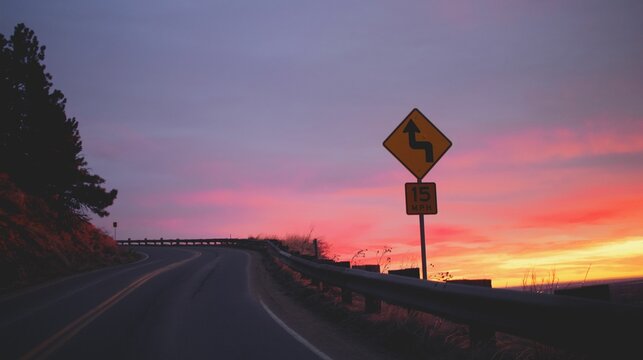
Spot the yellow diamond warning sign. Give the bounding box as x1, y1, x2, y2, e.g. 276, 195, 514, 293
383, 108, 452, 180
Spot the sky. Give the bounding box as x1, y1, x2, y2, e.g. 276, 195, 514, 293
3, 1, 642, 287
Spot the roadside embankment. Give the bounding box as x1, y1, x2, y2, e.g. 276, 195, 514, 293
0, 174, 137, 292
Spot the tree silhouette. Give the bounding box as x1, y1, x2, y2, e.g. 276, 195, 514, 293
0, 23, 117, 218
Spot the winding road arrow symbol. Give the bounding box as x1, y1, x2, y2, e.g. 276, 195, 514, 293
403, 120, 434, 163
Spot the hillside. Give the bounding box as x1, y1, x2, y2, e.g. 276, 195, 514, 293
0, 174, 133, 292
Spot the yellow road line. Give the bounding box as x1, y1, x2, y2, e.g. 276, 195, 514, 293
21, 250, 202, 360
0, 252, 151, 305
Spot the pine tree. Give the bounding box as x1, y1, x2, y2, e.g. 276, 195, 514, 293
0, 23, 117, 218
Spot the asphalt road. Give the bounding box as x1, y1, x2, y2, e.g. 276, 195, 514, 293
0, 247, 329, 360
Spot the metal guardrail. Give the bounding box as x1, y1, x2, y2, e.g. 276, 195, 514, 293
266, 240, 642, 357
115, 238, 266, 250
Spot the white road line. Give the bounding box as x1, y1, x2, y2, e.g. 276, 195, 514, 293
259, 299, 334, 360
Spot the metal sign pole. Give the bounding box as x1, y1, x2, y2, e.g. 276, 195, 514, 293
383, 108, 451, 282
419, 214, 428, 280
418, 179, 428, 280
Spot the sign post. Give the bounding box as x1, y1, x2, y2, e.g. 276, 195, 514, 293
384, 108, 452, 280
417, 179, 429, 280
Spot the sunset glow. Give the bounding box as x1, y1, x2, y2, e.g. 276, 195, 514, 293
3, 1, 642, 288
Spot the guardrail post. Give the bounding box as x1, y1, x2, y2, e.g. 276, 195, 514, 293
354, 264, 381, 313
365, 296, 381, 313
294, 254, 319, 287
446, 279, 496, 347
341, 288, 352, 304
365, 295, 381, 313
389, 267, 420, 278
311, 277, 320, 288
327, 261, 352, 304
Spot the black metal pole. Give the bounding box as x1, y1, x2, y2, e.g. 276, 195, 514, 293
418, 178, 428, 280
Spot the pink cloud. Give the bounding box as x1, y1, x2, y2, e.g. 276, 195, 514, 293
498, 124, 643, 163
172, 188, 281, 209
330, 185, 399, 198
446, 117, 643, 169
512, 176, 643, 219
522, 208, 622, 228
430, 224, 491, 243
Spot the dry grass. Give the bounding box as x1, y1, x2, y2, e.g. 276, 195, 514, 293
250, 230, 331, 259
521, 269, 561, 294
0, 173, 137, 292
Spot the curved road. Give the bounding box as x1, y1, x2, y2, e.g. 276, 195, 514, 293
0, 247, 328, 359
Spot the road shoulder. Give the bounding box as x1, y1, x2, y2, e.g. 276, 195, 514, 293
247, 250, 410, 360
